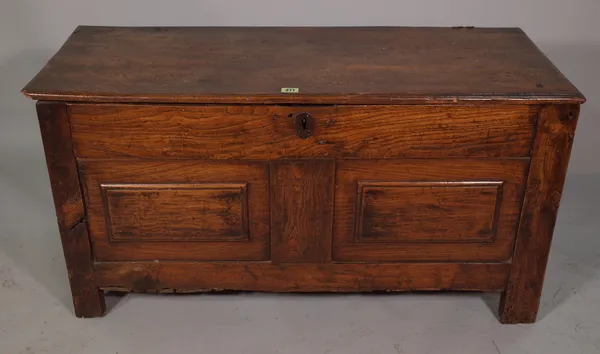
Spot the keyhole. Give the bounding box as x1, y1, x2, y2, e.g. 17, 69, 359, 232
295, 113, 313, 139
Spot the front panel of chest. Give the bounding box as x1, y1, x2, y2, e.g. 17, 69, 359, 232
71, 104, 537, 264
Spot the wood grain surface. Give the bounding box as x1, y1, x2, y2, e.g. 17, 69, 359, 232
270, 161, 335, 263
22, 26, 584, 104
93, 262, 510, 292
102, 183, 249, 242
333, 159, 528, 262
36, 102, 105, 317
500, 105, 580, 324
69, 104, 537, 159
356, 181, 502, 243
79, 160, 269, 261
26, 26, 585, 323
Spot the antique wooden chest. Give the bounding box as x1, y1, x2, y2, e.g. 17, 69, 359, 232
23, 26, 585, 323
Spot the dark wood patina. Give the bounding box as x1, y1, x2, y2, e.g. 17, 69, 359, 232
24, 26, 585, 323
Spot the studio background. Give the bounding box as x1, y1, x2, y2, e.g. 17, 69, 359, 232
1, 1, 599, 353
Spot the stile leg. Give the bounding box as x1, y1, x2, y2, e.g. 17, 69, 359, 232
37, 102, 106, 317
499, 105, 579, 324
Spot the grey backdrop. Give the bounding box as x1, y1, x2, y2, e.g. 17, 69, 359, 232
1, 1, 599, 353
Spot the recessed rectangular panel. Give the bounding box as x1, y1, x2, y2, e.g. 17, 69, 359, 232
102, 183, 248, 242
333, 159, 528, 262
80, 160, 269, 261
356, 181, 502, 243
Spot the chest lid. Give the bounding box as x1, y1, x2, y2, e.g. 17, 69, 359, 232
22, 26, 584, 105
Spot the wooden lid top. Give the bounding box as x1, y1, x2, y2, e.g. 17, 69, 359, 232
22, 26, 585, 105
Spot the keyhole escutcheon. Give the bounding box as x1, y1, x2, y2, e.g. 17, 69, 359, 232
294, 112, 314, 139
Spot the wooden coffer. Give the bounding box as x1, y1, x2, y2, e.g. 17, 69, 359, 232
23, 26, 585, 323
